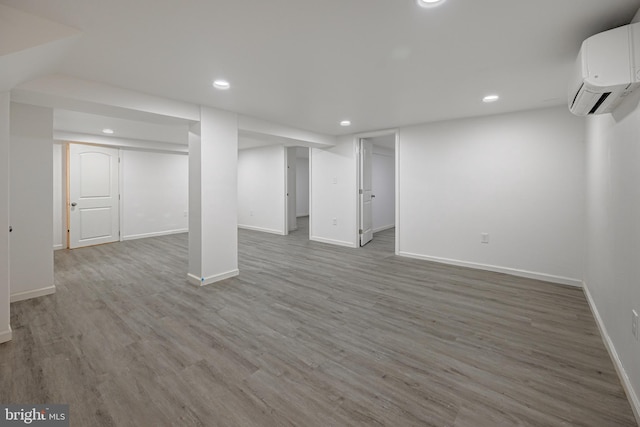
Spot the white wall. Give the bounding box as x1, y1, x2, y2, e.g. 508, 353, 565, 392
398, 106, 585, 286
10, 103, 54, 302
188, 126, 202, 279
121, 149, 188, 240
296, 152, 309, 217
310, 136, 358, 247
372, 146, 395, 232
584, 92, 640, 420
0, 93, 11, 343
237, 144, 285, 235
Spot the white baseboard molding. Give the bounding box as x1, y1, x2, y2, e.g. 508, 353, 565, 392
296, 214, 309, 218
397, 251, 582, 287
53, 244, 65, 251
123, 228, 188, 241
373, 224, 395, 233
187, 269, 239, 287
583, 282, 640, 425
238, 224, 285, 235
310, 236, 357, 248
10, 285, 56, 303
0, 326, 12, 344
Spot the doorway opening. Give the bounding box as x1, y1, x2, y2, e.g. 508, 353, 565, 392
56, 141, 190, 251
358, 132, 396, 250
285, 146, 311, 239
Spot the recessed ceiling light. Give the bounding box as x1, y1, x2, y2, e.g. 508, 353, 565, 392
213, 79, 230, 90
417, 0, 446, 8
482, 94, 500, 103
340, 120, 351, 127
102, 128, 114, 134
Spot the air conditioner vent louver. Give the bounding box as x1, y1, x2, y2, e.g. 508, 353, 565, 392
588, 92, 611, 114
570, 83, 584, 110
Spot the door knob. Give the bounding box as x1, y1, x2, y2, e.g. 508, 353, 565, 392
71, 202, 77, 207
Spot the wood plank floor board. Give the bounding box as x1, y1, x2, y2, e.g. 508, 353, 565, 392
0, 217, 636, 426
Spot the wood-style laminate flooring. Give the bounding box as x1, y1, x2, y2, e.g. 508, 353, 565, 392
0, 218, 636, 426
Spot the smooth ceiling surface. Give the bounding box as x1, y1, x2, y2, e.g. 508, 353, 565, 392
2, 0, 639, 135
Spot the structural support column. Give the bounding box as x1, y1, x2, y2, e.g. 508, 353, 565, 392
9, 103, 54, 302
188, 107, 239, 286
0, 93, 11, 343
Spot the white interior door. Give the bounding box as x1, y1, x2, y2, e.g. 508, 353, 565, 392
68, 144, 120, 249
360, 139, 373, 246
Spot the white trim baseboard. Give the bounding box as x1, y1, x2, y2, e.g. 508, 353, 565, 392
187, 269, 239, 287
53, 244, 65, 250
583, 282, 640, 425
0, 326, 12, 344
373, 224, 395, 233
397, 251, 582, 287
310, 236, 357, 248
238, 224, 285, 235
123, 228, 188, 241
10, 285, 56, 303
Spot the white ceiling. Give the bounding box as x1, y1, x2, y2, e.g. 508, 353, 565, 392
54, 110, 188, 144
2, 0, 639, 137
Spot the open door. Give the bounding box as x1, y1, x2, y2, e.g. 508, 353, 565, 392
286, 147, 297, 234
359, 139, 373, 246
68, 143, 120, 249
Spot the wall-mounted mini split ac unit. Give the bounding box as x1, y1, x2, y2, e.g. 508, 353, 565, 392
569, 21, 640, 116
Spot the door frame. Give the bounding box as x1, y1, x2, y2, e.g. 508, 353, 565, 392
355, 129, 399, 252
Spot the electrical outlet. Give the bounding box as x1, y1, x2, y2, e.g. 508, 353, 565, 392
481, 233, 490, 244
633, 310, 639, 341
183, 210, 188, 217
250, 211, 254, 217
332, 218, 337, 225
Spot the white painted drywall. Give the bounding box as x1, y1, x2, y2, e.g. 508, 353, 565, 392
238, 115, 336, 148
584, 91, 640, 419
310, 136, 358, 247
16, 75, 200, 123
10, 103, 54, 302
296, 153, 310, 217
237, 144, 286, 235
188, 125, 202, 279
0, 4, 78, 57
52, 142, 66, 250
398, 106, 585, 286
372, 146, 395, 232
121, 150, 188, 240
188, 107, 238, 286
0, 93, 11, 342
